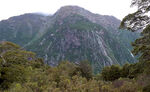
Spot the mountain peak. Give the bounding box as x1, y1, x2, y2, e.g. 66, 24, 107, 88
0, 6, 139, 72
59, 5, 84, 11
54, 5, 120, 30
54, 5, 90, 18
57, 5, 86, 14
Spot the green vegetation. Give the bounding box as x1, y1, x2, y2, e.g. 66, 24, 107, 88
101, 65, 121, 81
27, 14, 137, 73
0, 1, 150, 91
0, 14, 44, 46
0, 41, 150, 92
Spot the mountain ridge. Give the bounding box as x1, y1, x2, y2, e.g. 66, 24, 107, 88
0, 5, 139, 72
54, 6, 120, 30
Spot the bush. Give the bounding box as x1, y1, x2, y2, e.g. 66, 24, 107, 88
143, 84, 150, 92
101, 65, 121, 81
121, 63, 130, 78
71, 61, 93, 80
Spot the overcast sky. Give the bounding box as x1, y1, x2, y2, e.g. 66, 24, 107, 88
0, 0, 136, 21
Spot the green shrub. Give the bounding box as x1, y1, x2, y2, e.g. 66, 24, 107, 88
101, 65, 121, 81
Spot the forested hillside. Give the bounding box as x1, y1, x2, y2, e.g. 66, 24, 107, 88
0, 41, 150, 92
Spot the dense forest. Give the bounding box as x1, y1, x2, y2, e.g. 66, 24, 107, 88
0, 0, 150, 92
0, 40, 150, 92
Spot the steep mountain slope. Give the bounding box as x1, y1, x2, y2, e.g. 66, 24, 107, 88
54, 6, 120, 30
0, 13, 46, 46
54, 6, 139, 47
0, 6, 139, 72
26, 6, 139, 72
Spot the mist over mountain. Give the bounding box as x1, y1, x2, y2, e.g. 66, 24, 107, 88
0, 6, 139, 72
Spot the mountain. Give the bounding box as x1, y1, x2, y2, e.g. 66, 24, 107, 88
0, 13, 46, 46
0, 6, 139, 72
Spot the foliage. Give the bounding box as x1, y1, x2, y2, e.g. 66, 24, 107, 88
120, 0, 150, 64
121, 63, 130, 78
101, 65, 121, 81
120, 0, 150, 31
101, 60, 150, 80
0, 2, 149, 91
132, 25, 150, 62
71, 61, 93, 80
0, 41, 43, 89
143, 84, 150, 92
0, 41, 150, 92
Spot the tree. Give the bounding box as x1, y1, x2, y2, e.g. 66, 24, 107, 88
71, 61, 93, 80
0, 41, 20, 65
120, 0, 150, 62
121, 63, 130, 78
132, 25, 150, 62
0, 65, 30, 89
0, 41, 43, 89
120, 0, 150, 31
78, 61, 93, 80
101, 65, 121, 81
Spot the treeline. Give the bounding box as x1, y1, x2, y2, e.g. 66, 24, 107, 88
0, 41, 150, 92
101, 61, 150, 81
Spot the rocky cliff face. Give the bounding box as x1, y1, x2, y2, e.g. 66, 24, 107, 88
55, 6, 120, 31
0, 6, 139, 72
26, 6, 139, 72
